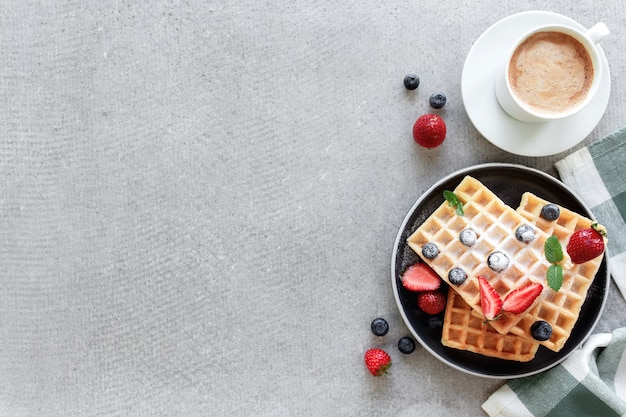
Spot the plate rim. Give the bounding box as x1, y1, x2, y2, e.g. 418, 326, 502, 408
390, 162, 610, 378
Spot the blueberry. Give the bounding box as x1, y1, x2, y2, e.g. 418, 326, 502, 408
448, 267, 467, 285
403, 73, 420, 90
515, 224, 535, 243
487, 251, 509, 272
541, 204, 560, 221
427, 316, 443, 329
531, 320, 552, 341
398, 336, 416, 354
422, 242, 439, 259
429, 92, 447, 109
459, 229, 477, 246
370, 317, 389, 336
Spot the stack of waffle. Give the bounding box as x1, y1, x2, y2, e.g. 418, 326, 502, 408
406, 176, 605, 362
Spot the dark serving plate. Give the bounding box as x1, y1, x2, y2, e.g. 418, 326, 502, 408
391, 163, 609, 378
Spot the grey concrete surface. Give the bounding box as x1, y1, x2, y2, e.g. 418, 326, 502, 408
1, 1, 625, 416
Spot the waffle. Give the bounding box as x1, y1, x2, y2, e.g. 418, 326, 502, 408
441, 289, 539, 361
509, 192, 606, 351
407, 176, 552, 335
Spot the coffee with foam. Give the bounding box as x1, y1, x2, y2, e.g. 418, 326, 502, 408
508, 31, 594, 115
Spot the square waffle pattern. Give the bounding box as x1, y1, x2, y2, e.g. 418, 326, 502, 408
510, 192, 605, 352
441, 289, 539, 362
407, 176, 552, 335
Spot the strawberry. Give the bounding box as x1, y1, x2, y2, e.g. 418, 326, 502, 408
566, 223, 607, 264
502, 282, 543, 314
478, 276, 502, 321
417, 290, 446, 315
412, 114, 446, 148
364, 348, 392, 376
401, 263, 441, 292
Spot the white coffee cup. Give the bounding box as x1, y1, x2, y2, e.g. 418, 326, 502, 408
495, 22, 609, 123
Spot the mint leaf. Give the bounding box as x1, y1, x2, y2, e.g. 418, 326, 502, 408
547, 264, 563, 291
443, 190, 464, 216
544, 236, 564, 291
544, 236, 563, 264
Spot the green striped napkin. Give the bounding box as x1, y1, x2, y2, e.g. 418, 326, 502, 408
554, 126, 626, 299
482, 328, 626, 417
482, 128, 626, 416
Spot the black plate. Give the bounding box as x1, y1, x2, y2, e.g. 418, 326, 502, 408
391, 163, 609, 378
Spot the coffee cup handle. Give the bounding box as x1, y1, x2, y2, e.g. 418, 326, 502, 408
587, 22, 609, 44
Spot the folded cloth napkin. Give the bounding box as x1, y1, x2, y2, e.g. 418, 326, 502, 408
555, 126, 626, 299
482, 328, 626, 417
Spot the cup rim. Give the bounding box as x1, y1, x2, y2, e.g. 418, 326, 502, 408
503, 24, 603, 121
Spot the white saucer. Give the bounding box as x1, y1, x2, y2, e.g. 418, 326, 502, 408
461, 11, 611, 157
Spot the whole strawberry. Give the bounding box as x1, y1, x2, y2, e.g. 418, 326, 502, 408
364, 348, 392, 376
413, 114, 446, 148
417, 290, 446, 315
566, 223, 607, 264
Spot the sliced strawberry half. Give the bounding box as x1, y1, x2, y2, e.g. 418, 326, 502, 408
401, 263, 441, 292
502, 282, 543, 314
478, 276, 502, 321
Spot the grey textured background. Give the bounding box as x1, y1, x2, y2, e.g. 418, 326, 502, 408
1, 1, 625, 416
